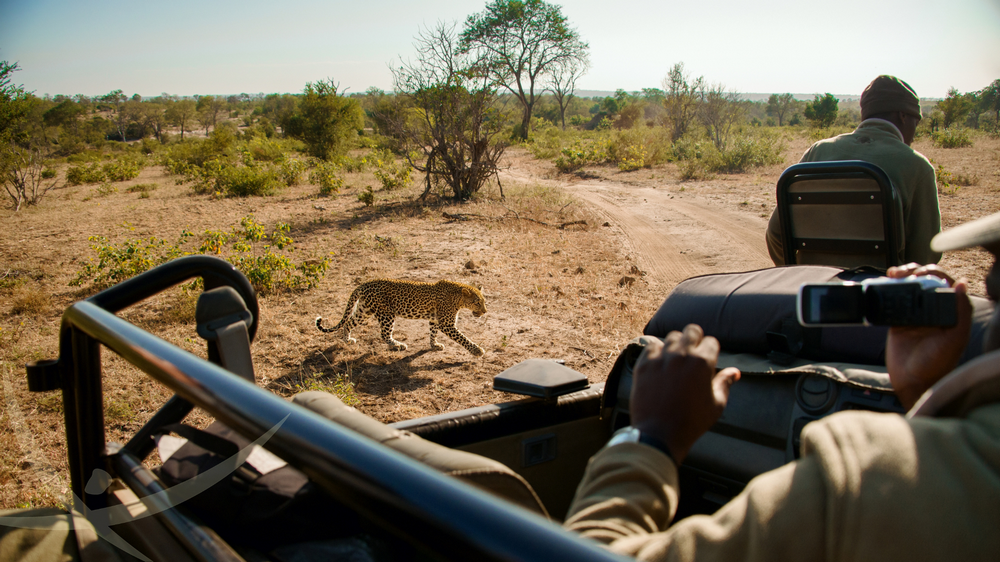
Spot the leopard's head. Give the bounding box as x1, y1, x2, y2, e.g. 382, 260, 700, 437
463, 285, 487, 317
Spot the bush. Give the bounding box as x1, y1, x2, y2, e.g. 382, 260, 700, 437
370, 153, 412, 190
279, 158, 307, 186
71, 227, 189, 288
554, 139, 611, 172
704, 131, 784, 173
357, 186, 375, 206
73, 217, 330, 294
208, 160, 283, 197
199, 215, 331, 294
932, 127, 973, 148
311, 161, 344, 195
65, 155, 145, 185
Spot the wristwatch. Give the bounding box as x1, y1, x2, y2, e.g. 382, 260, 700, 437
605, 426, 675, 461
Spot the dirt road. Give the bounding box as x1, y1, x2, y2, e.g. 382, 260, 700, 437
503, 161, 775, 294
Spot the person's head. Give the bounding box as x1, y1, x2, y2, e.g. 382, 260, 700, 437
932, 212, 1000, 352
861, 75, 922, 145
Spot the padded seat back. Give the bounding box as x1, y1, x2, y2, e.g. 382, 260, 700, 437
777, 160, 903, 269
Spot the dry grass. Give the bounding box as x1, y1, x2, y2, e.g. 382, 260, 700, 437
0, 148, 655, 507
1, 129, 997, 509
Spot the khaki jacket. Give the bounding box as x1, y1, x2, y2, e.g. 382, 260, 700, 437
766, 119, 942, 266
564, 349, 1000, 561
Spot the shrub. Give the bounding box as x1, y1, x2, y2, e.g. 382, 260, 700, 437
41, 168, 56, 179
554, 139, 611, 172
932, 127, 973, 148
704, 131, 784, 173
199, 215, 331, 294
66, 155, 145, 185
243, 134, 286, 162
279, 158, 307, 186
311, 161, 345, 196
71, 227, 189, 288
73, 217, 329, 294
357, 186, 375, 207
371, 154, 412, 190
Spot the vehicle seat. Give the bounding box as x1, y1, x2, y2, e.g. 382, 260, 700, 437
292, 391, 549, 517
775, 160, 904, 269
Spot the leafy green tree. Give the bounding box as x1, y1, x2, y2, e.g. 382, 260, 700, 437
165, 99, 197, 139
766, 93, 798, 126
978, 79, 1000, 125
285, 79, 363, 161
1, 62, 55, 210
1, 61, 32, 147
386, 23, 507, 200
42, 99, 85, 130
937, 87, 973, 128
196, 95, 227, 132
460, 0, 589, 140
101, 89, 130, 140
803, 93, 838, 128
661, 62, 704, 142
262, 93, 298, 134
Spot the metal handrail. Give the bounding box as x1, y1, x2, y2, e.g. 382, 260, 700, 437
55, 295, 627, 561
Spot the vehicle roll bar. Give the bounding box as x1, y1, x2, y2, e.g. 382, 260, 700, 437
31, 256, 628, 562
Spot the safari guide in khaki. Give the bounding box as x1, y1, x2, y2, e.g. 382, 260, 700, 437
765, 75, 943, 266
565, 211, 1000, 560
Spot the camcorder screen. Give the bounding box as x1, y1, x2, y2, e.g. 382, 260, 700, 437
799, 284, 865, 325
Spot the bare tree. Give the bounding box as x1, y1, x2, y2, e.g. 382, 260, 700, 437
547, 57, 589, 130
661, 62, 704, 142
699, 83, 747, 150
386, 23, 508, 201
2, 147, 57, 211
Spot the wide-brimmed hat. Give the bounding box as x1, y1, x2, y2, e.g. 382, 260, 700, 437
931, 211, 1000, 252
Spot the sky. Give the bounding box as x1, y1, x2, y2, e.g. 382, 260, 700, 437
1, 0, 998, 100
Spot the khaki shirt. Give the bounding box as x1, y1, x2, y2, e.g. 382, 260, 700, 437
565, 349, 1000, 561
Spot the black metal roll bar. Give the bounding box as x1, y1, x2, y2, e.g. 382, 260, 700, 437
30, 256, 627, 562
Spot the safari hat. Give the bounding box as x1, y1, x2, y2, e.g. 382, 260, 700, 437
931, 211, 1000, 252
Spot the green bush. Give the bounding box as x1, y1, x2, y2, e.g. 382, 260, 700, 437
371, 153, 412, 190
311, 161, 345, 195
279, 159, 307, 187
704, 131, 784, 173
199, 215, 331, 294
209, 160, 283, 197
71, 226, 189, 288
932, 127, 974, 148
554, 139, 611, 172
357, 186, 375, 207
66, 155, 145, 185
73, 217, 330, 294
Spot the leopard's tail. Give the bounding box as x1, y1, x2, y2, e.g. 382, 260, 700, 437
316, 287, 362, 333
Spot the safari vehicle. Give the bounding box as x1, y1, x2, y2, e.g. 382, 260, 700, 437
25, 254, 938, 562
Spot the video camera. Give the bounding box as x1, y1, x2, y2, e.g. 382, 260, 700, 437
797, 275, 957, 327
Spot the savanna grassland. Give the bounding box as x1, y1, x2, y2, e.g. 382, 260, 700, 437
1, 110, 999, 511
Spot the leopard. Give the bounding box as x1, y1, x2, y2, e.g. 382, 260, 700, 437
315, 279, 487, 356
